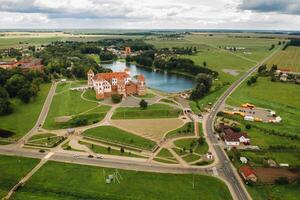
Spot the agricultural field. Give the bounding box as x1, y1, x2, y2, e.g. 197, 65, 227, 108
83, 125, 156, 150
267, 46, 300, 72
0, 83, 51, 141
112, 104, 182, 119
0, 155, 39, 199
12, 161, 232, 200
0, 37, 62, 49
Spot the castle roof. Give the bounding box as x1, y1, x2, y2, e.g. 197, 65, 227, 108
93, 72, 129, 82
137, 75, 145, 81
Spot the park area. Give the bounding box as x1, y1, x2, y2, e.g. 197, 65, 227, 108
43, 82, 111, 129
12, 161, 232, 200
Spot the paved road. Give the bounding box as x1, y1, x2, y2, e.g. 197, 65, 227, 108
204, 47, 282, 200
18, 82, 57, 144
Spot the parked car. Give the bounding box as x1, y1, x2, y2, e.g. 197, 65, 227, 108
88, 155, 94, 158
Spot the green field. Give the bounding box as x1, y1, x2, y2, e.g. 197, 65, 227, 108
174, 138, 208, 155
0, 155, 39, 199
83, 126, 156, 150
0, 84, 51, 140
247, 183, 300, 200
165, 122, 194, 138
44, 83, 110, 129
0, 37, 62, 49
13, 161, 232, 200
112, 104, 182, 119
267, 46, 300, 72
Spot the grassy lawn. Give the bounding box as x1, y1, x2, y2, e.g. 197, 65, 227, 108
44, 82, 110, 129
28, 133, 56, 141
0, 37, 62, 49
247, 183, 300, 200
0, 84, 51, 140
266, 46, 300, 72
82, 89, 102, 102
165, 122, 194, 138
83, 126, 156, 150
26, 136, 65, 148
182, 153, 201, 163
87, 54, 100, 63
156, 148, 176, 161
80, 141, 145, 158
0, 155, 39, 199
112, 104, 182, 119
174, 138, 208, 155
13, 161, 232, 200
227, 77, 300, 136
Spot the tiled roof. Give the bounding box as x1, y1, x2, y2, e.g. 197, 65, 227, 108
93, 72, 129, 82
137, 75, 145, 81
223, 126, 249, 142
240, 165, 255, 177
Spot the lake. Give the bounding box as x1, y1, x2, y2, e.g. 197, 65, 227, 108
103, 61, 195, 93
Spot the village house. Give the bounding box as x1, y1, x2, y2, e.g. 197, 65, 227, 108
219, 124, 250, 146
87, 68, 146, 100
239, 165, 257, 182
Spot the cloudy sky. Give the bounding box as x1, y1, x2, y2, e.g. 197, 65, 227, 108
0, 0, 299, 30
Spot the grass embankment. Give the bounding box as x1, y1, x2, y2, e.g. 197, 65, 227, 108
79, 141, 145, 158
165, 122, 194, 138
27, 134, 65, 148
83, 126, 156, 151
44, 82, 111, 129
0, 155, 39, 199
12, 161, 232, 200
0, 84, 51, 140
112, 104, 182, 119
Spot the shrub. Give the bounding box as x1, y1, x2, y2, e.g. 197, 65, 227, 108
111, 94, 122, 103
245, 124, 252, 130
275, 177, 289, 185
71, 117, 88, 127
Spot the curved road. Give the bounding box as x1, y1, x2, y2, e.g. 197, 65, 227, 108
204, 47, 282, 200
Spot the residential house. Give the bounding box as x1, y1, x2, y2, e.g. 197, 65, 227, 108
239, 165, 257, 182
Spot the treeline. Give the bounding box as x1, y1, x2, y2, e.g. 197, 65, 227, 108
157, 47, 197, 55
35, 41, 110, 79
283, 38, 300, 50
0, 68, 50, 115
99, 39, 154, 51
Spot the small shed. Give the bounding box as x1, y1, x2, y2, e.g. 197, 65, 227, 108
240, 157, 248, 164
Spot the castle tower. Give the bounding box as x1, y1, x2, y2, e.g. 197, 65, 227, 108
137, 75, 146, 96
87, 68, 94, 86
125, 47, 131, 55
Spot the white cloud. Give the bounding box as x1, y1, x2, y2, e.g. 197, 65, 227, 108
0, 0, 299, 30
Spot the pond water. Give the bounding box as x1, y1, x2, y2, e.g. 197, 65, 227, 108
103, 61, 195, 93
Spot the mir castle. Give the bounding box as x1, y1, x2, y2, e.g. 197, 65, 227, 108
87, 68, 147, 100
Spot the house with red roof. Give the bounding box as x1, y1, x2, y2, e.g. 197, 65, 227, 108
239, 165, 257, 182
219, 124, 250, 146
87, 68, 146, 99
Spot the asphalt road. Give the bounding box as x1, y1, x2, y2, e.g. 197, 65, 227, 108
204, 48, 282, 200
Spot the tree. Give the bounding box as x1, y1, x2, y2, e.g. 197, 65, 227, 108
0, 98, 13, 115
71, 117, 88, 127
139, 99, 148, 109
190, 73, 213, 100
111, 94, 122, 103
107, 146, 111, 152
17, 86, 32, 103
203, 61, 207, 67
258, 64, 267, 74
245, 124, 252, 130
120, 147, 125, 153
5, 74, 28, 97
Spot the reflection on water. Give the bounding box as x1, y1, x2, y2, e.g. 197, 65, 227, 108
103, 61, 195, 93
